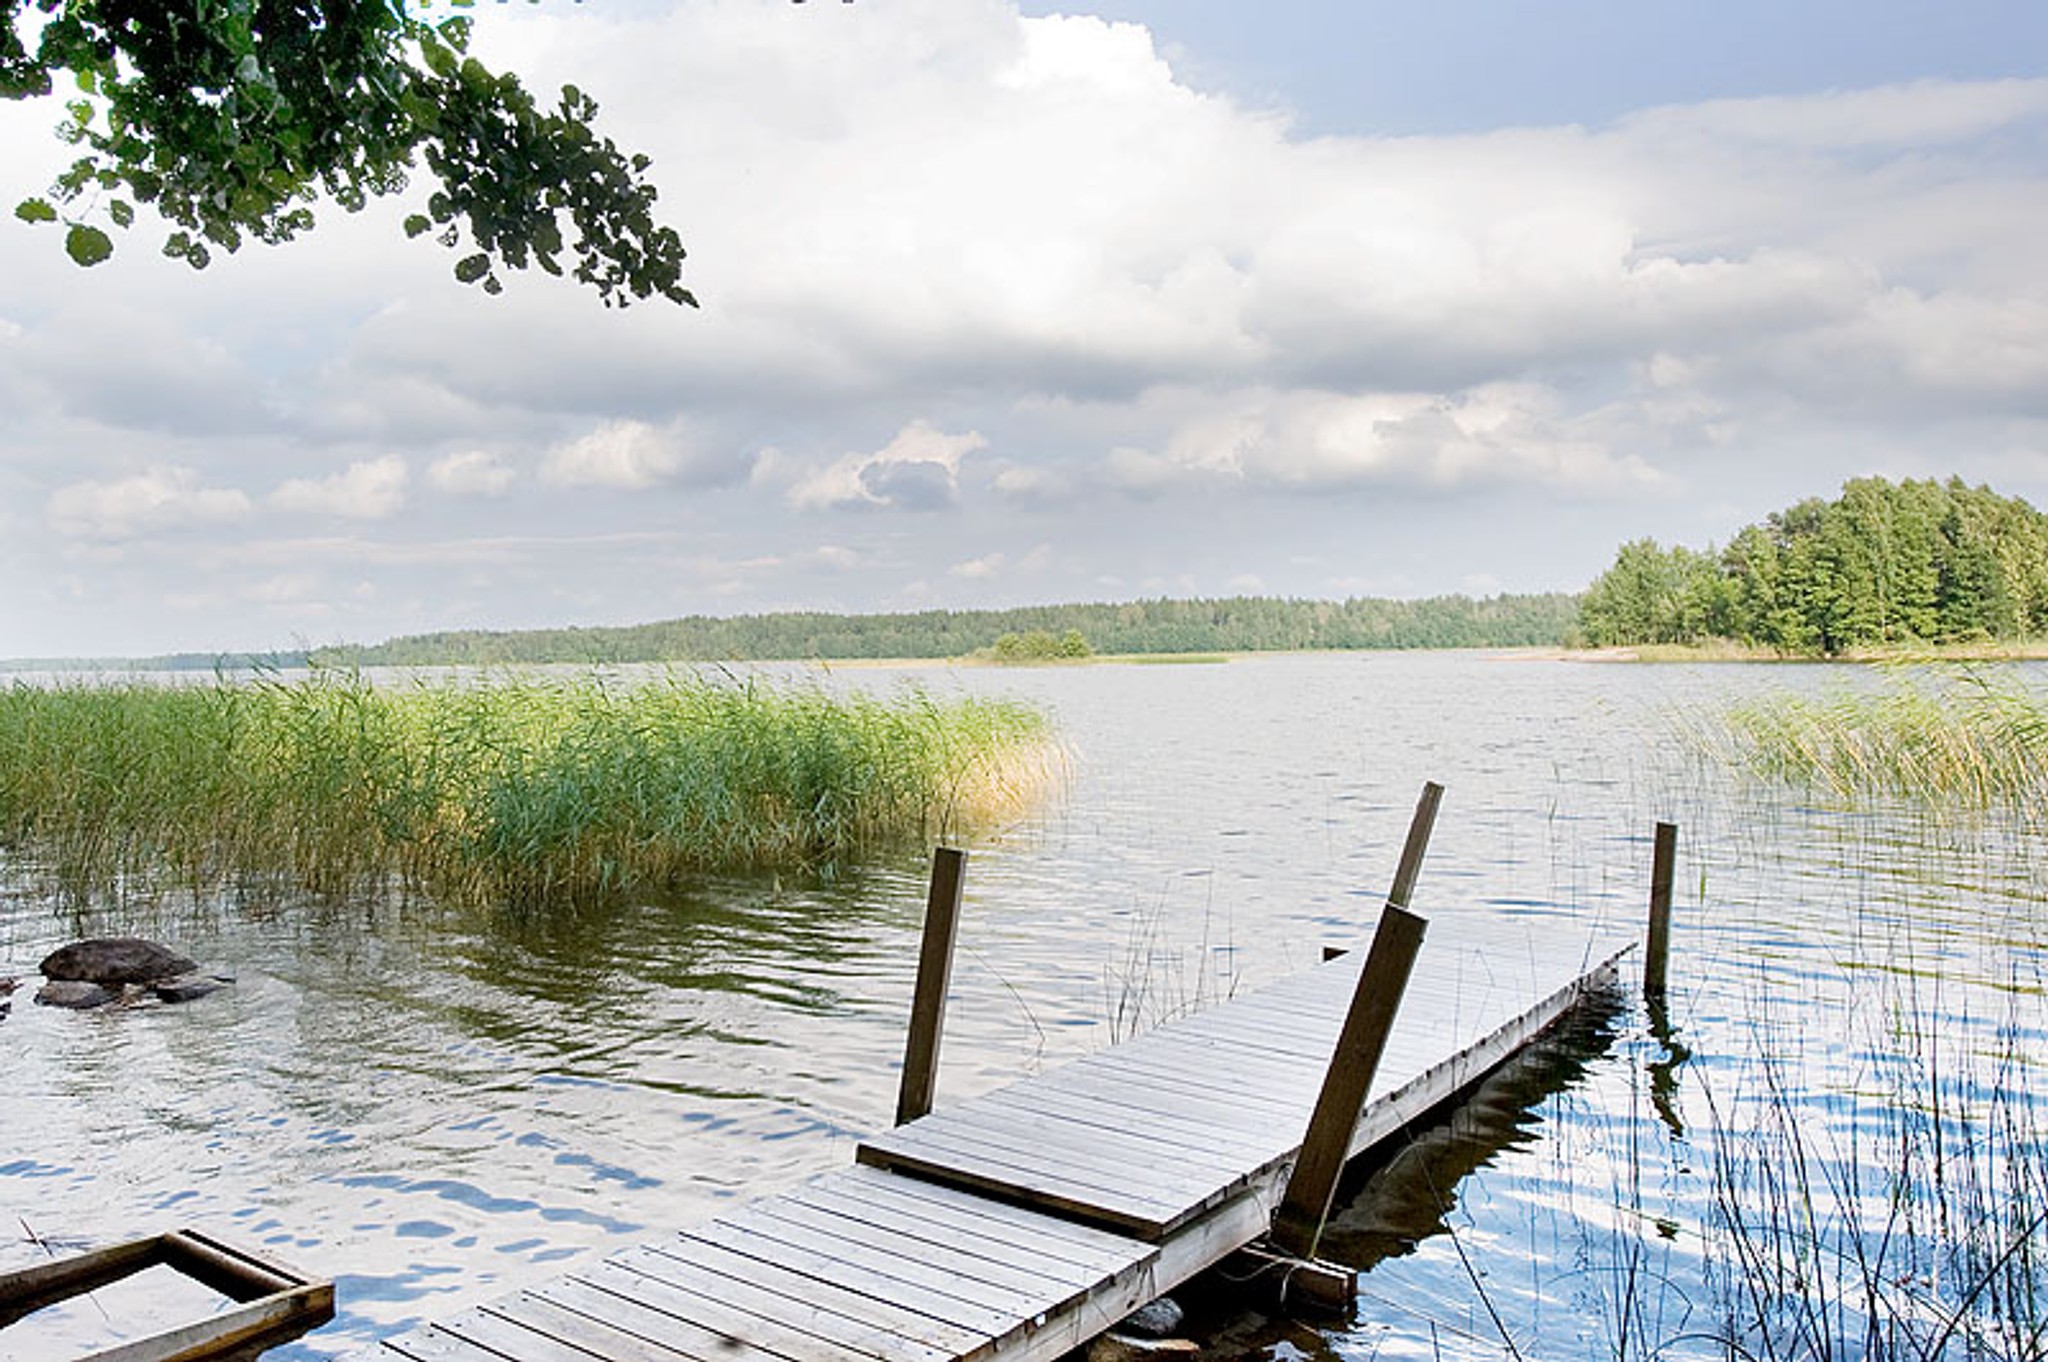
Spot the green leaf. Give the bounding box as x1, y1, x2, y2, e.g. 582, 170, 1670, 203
403, 213, 432, 239
108, 199, 134, 228
14, 198, 58, 224
65, 223, 113, 266
453, 251, 490, 284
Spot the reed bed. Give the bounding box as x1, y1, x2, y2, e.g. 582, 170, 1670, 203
1690, 993, 2047, 1361
0, 670, 1057, 906
1715, 668, 2048, 817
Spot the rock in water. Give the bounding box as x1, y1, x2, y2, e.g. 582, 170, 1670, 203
36, 980, 120, 1009
152, 976, 227, 1004
1119, 1298, 1186, 1338
39, 938, 197, 986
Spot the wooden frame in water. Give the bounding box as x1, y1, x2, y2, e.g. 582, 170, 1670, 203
0, 1228, 334, 1361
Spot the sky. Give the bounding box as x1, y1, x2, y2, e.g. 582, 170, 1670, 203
3, 1, 2045, 658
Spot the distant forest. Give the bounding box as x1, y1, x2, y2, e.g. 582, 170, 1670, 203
1580, 476, 2048, 654
310, 593, 1582, 666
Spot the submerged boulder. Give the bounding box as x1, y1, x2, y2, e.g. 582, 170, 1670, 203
36, 979, 120, 1009
39, 938, 197, 986
151, 976, 228, 1004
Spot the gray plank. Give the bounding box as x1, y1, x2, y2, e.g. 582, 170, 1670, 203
680, 1208, 1040, 1332
589, 1254, 915, 1362
737, 1195, 1093, 1301
855, 1133, 1182, 1237
484, 1291, 755, 1362
443, 1304, 653, 1362
533, 1277, 812, 1362
962, 1083, 1286, 1162
819, 1168, 1155, 1274
864, 1110, 1226, 1207
890, 1098, 1255, 1189
781, 1181, 1129, 1292
633, 1232, 994, 1357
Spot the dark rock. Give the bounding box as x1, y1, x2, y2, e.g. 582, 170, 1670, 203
1118, 1298, 1185, 1339
36, 980, 121, 1009
0, 975, 17, 995
152, 976, 228, 1004
39, 938, 196, 986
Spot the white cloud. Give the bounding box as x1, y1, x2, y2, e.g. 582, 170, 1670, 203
45, 467, 254, 541
785, 420, 989, 511
950, 552, 1005, 580
271, 456, 410, 519
542, 419, 685, 489
429, 450, 516, 497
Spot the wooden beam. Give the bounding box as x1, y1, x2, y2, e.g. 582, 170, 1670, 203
896, 846, 968, 1126
1386, 780, 1443, 911
1267, 903, 1427, 1261
1645, 821, 1677, 999
1267, 781, 1441, 1261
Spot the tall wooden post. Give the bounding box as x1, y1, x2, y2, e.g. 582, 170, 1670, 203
895, 846, 967, 1127
1271, 905, 1427, 1261
1269, 781, 1442, 1261
1645, 821, 1677, 1000
1387, 781, 1443, 910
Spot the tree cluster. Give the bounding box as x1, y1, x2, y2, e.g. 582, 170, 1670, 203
1579, 477, 2048, 653
5, 0, 691, 305
311, 592, 1582, 666
986, 629, 1092, 662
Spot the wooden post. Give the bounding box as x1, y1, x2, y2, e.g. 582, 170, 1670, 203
1270, 780, 1441, 1261
1271, 902, 1428, 1261
1386, 780, 1444, 910
895, 846, 967, 1127
1645, 821, 1677, 1000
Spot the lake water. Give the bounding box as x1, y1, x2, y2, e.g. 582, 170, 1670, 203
3, 651, 2043, 1360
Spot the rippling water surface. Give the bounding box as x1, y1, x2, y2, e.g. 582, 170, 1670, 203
4, 652, 2044, 1360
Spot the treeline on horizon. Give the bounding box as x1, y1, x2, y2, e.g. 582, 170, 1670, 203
1581, 476, 2048, 654
309, 593, 1582, 667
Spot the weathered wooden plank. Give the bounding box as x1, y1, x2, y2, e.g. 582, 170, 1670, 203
780, 1181, 1129, 1293
738, 1196, 1096, 1303
880, 1097, 1254, 1190
1019, 1075, 1305, 1154
818, 1168, 1154, 1276
485, 1290, 743, 1362
586, 1256, 911, 1362
1040, 1041, 1326, 1107
440, 1304, 638, 1362
679, 1207, 1043, 1332
376, 1325, 528, 1362
624, 1234, 985, 1359
959, 1083, 1286, 1163
1031, 1053, 1316, 1129
856, 1132, 1183, 1237
532, 1277, 806, 1362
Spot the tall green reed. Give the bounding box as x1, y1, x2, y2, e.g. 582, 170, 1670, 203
1714, 667, 2048, 817
0, 669, 1057, 908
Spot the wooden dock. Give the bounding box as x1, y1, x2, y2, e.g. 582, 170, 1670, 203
354, 911, 1630, 1362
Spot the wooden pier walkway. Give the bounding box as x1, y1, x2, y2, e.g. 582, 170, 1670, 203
356, 911, 1631, 1362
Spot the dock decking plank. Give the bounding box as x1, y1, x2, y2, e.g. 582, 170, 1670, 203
589, 1255, 919, 1362
530, 1277, 815, 1362
676, 1209, 1051, 1333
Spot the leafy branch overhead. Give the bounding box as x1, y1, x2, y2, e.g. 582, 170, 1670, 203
3, 0, 694, 306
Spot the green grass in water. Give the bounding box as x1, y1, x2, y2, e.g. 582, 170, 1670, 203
0, 671, 1056, 906
1716, 667, 2048, 814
